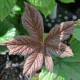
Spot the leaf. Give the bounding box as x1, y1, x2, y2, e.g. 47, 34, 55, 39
39, 65, 60, 80
44, 21, 76, 57
58, 62, 80, 80
39, 38, 80, 80
40, 60, 80, 80
61, 0, 74, 3
28, 0, 53, 7
32, 77, 39, 80
0, 20, 18, 53
0, 3, 77, 76
23, 51, 43, 75
0, 28, 18, 43
63, 38, 80, 62
46, 42, 73, 58
40, 62, 80, 80
0, 27, 18, 54
1, 36, 39, 55
73, 20, 80, 41
7, 14, 29, 35
73, 27, 80, 41
58, 38, 80, 80
28, 0, 56, 16
0, 0, 16, 20
22, 3, 44, 42
0, 19, 11, 36
57, 43, 74, 58
44, 52, 53, 72
44, 21, 77, 45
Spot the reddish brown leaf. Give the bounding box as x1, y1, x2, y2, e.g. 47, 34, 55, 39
23, 50, 43, 75
0, 3, 77, 76
44, 51, 53, 72
22, 3, 44, 42
47, 43, 73, 58
1, 36, 39, 55
59, 43, 74, 58
44, 21, 77, 46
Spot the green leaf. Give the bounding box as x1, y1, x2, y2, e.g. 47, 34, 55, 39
7, 15, 29, 35
39, 38, 80, 80
0, 15, 18, 54
43, 33, 47, 40
0, 28, 18, 43
0, 0, 16, 20
73, 28, 80, 41
12, 5, 21, 14
28, 0, 56, 16
0, 46, 7, 54
32, 77, 39, 80
0, 19, 12, 36
73, 21, 80, 41
57, 62, 80, 80
0, 18, 19, 43
61, 0, 74, 3
0, 27, 18, 54
39, 65, 60, 80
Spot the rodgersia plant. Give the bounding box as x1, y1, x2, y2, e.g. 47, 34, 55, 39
0, 3, 77, 77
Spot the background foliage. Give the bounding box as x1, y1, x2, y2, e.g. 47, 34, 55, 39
0, 0, 80, 80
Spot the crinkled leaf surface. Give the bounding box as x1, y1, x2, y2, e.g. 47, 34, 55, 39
44, 53, 53, 72
22, 3, 44, 42
23, 51, 43, 75
0, 3, 77, 76
0, 0, 16, 20
39, 38, 80, 80
3, 36, 39, 55
44, 21, 77, 43
44, 21, 77, 58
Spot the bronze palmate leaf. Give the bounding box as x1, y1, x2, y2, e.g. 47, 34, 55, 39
0, 3, 77, 76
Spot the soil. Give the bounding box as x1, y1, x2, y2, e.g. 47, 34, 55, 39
0, 67, 23, 80
0, 53, 25, 80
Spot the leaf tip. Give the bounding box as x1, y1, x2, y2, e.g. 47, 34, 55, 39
60, 52, 74, 58
24, 2, 27, 6
24, 2, 31, 8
